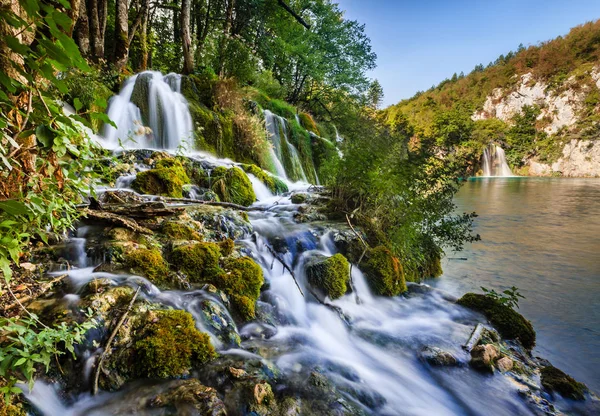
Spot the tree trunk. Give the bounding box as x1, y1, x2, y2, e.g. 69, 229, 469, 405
194, 0, 211, 62
218, 0, 234, 77
88, 0, 105, 60
112, 0, 129, 71
139, 0, 149, 70
181, 0, 193, 74
75, 0, 90, 56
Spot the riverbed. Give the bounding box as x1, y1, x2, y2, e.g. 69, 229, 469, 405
431, 177, 600, 393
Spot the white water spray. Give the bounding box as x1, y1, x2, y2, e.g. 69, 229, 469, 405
481, 144, 513, 177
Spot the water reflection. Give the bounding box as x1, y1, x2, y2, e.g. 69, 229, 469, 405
431, 177, 600, 393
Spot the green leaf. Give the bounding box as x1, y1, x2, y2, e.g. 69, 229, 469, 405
0, 200, 28, 216
73, 98, 83, 112
90, 112, 117, 129
36, 125, 55, 148
52, 10, 72, 32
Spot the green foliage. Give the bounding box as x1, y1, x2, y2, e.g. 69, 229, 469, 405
367, 80, 384, 109
124, 248, 171, 287
209, 166, 256, 206
306, 254, 350, 300
505, 105, 541, 167
134, 310, 216, 379
298, 113, 319, 135
241, 164, 289, 194
457, 293, 536, 349
0, 312, 97, 399
132, 159, 190, 197
363, 247, 406, 296
540, 366, 588, 400
480, 286, 525, 309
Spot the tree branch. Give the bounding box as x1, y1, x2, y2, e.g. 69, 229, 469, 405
277, 0, 310, 29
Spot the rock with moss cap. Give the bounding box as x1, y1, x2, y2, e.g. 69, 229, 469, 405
540, 365, 588, 400
170, 242, 223, 282
241, 164, 289, 194
457, 293, 536, 350
161, 221, 203, 242
362, 246, 407, 296
209, 166, 256, 206
132, 158, 190, 197
220, 257, 265, 321
306, 253, 350, 300
123, 248, 172, 287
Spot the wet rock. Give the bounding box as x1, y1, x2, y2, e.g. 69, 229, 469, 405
291, 193, 308, 204
197, 297, 241, 347
305, 253, 350, 300
540, 365, 588, 400
470, 344, 499, 373
188, 205, 252, 240
420, 346, 459, 366
496, 356, 514, 372
150, 379, 227, 415
362, 246, 407, 296
457, 293, 536, 350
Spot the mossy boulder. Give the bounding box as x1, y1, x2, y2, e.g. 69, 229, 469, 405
540, 365, 588, 400
162, 221, 203, 241
306, 254, 350, 300
298, 112, 320, 135
291, 193, 308, 204
123, 248, 171, 287
241, 164, 289, 194
457, 293, 536, 350
170, 242, 222, 282
220, 257, 264, 321
134, 309, 216, 379
210, 166, 256, 206
362, 246, 407, 296
132, 158, 190, 197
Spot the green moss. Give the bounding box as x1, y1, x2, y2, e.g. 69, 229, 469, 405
132, 159, 190, 197
135, 310, 216, 379
218, 239, 235, 256
210, 166, 256, 206
162, 221, 203, 241
241, 164, 289, 194
306, 254, 350, 300
540, 366, 587, 400
363, 246, 407, 296
457, 293, 536, 350
170, 242, 222, 282
218, 257, 264, 321
124, 248, 171, 286
298, 112, 320, 135
291, 193, 308, 204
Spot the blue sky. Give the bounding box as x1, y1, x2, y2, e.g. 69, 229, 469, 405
337, 0, 600, 107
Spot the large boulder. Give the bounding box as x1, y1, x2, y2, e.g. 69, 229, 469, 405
457, 293, 536, 350
540, 365, 588, 400
362, 246, 407, 296
470, 344, 499, 373
132, 158, 190, 197
208, 166, 256, 206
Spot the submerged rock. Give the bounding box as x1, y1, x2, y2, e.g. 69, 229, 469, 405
419, 346, 459, 366
457, 293, 536, 350
540, 365, 588, 400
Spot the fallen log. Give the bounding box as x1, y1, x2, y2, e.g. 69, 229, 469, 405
463, 323, 485, 352
81, 209, 153, 234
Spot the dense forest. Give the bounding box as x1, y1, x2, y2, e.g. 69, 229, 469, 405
0, 0, 484, 412
385, 19, 600, 175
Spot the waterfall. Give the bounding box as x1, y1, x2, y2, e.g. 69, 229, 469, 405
101, 71, 193, 150
481, 144, 513, 177
264, 110, 308, 182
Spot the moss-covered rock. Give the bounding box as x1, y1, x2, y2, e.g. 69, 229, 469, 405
124, 248, 171, 287
291, 193, 308, 204
210, 166, 256, 206
306, 254, 350, 300
298, 112, 320, 135
457, 293, 536, 350
170, 242, 222, 282
134, 309, 216, 379
219, 257, 264, 321
130, 72, 153, 126
162, 221, 203, 241
540, 365, 588, 400
362, 246, 407, 296
132, 159, 190, 197
241, 164, 289, 194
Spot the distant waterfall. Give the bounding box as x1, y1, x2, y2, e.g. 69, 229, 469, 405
264, 110, 308, 182
102, 71, 193, 150
481, 144, 513, 177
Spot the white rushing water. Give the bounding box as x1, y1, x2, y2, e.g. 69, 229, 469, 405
101, 71, 193, 150
264, 109, 308, 182
481, 144, 513, 177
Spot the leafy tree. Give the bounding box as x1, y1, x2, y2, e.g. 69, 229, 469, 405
367, 79, 384, 109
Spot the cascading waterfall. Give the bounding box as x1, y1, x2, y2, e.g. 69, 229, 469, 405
101, 71, 193, 150
481, 144, 513, 177
264, 110, 308, 182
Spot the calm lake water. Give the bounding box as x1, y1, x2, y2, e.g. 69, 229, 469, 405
430, 177, 600, 393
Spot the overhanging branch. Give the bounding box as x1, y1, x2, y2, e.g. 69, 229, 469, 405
277, 0, 310, 29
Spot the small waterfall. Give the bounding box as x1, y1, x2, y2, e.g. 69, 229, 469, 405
481, 144, 513, 177
264, 110, 308, 182
102, 71, 193, 150
247, 173, 275, 202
